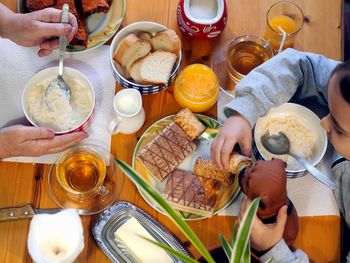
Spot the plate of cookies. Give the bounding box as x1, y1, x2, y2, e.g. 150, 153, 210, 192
19, 0, 126, 52
132, 109, 241, 220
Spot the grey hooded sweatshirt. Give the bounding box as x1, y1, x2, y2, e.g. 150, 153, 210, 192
224, 48, 349, 262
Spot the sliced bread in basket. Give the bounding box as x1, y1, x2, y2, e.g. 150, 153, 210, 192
130, 50, 177, 85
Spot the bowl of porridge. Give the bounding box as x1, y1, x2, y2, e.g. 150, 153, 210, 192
253, 103, 327, 178
22, 67, 95, 134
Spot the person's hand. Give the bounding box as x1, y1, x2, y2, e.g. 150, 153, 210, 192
238, 196, 288, 252
210, 114, 252, 170
0, 125, 87, 159
0, 4, 78, 57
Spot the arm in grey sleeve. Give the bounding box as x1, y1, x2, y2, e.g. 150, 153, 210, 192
223, 48, 340, 127
260, 239, 309, 263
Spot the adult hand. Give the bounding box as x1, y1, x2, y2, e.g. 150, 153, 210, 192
238, 196, 287, 252
0, 125, 87, 159
210, 114, 252, 170
0, 4, 78, 57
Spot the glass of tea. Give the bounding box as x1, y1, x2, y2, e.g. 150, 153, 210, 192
264, 1, 304, 51
211, 34, 275, 94
48, 144, 122, 215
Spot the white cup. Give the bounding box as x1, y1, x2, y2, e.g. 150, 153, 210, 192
108, 89, 145, 134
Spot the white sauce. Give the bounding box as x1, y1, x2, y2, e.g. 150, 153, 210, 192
26, 78, 93, 132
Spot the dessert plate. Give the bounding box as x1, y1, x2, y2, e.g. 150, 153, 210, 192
132, 114, 241, 220
18, 0, 126, 52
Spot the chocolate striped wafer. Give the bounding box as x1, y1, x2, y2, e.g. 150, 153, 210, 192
137, 122, 196, 182
162, 170, 221, 217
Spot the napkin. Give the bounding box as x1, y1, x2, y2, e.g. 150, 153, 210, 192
0, 39, 115, 163
217, 91, 340, 216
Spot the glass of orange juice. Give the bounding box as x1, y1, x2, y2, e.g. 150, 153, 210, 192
174, 64, 220, 113
264, 1, 304, 51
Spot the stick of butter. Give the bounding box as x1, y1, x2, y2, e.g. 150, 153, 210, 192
114, 217, 173, 263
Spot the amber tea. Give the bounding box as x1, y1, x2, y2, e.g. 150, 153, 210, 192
56, 151, 106, 195
227, 40, 272, 76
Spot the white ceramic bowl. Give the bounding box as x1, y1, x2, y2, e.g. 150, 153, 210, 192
253, 103, 327, 178
109, 21, 182, 95
22, 67, 95, 135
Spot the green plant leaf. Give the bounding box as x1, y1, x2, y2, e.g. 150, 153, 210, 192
230, 223, 237, 246
141, 236, 199, 263
243, 240, 251, 263
115, 158, 215, 263
219, 234, 232, 259
230, 198, 260, 263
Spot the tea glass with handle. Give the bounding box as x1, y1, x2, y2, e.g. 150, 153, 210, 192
48, 144, 121, 215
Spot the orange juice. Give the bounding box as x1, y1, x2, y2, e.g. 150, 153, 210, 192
265, 15, 297, 50
174, 64, 219, 112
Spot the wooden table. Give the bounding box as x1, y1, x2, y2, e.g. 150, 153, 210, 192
0, 0, 343, 262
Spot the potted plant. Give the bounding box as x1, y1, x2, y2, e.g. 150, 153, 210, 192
115, 158, 264, 263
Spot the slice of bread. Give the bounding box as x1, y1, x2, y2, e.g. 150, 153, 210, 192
139, 32, 152, 41
130, 51, 177, 85
113, 34, 151, 73
149, 30, 181, 55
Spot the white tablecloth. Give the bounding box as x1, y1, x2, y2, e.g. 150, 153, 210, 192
0, 39, 116, 164
217, 90, 339, 217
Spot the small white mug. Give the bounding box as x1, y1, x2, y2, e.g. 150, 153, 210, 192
108, 89, 145, 134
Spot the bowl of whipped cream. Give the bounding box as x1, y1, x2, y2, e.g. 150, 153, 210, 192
22, 67, 95, 134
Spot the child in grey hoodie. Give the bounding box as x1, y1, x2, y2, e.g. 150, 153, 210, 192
211, 48, 350, 262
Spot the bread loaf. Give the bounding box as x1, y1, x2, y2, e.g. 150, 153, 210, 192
139, 32, 152, 42
149, 30, 181, 55
130, 50, 176, 85
113, 34, 151, 73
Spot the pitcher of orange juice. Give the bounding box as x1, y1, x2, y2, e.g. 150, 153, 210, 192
264, 1, 304, 51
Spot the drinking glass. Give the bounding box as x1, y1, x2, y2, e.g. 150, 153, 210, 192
264, 1, 304, 51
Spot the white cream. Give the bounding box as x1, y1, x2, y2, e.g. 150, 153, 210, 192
26, 77, 93, 132
189, 0, 218, 20
116, 95, 139, 115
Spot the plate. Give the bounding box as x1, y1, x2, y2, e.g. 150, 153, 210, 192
132, 114, 241, 220
92, 201, 190, 263
18, 0, 126, 52
253, 103, 327, 178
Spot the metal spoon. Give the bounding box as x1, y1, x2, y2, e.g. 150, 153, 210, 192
45, 4, 71, 112
261, 131, 336, 189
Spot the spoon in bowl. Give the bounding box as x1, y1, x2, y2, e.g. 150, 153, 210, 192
45, 4, 71, 112
261, 131, 336, 189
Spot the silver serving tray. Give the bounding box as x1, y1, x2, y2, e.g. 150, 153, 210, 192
92, 201, 190, 263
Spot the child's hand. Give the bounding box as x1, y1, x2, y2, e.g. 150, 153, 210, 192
238, 196, 288, 252
210, 114, 252, 170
